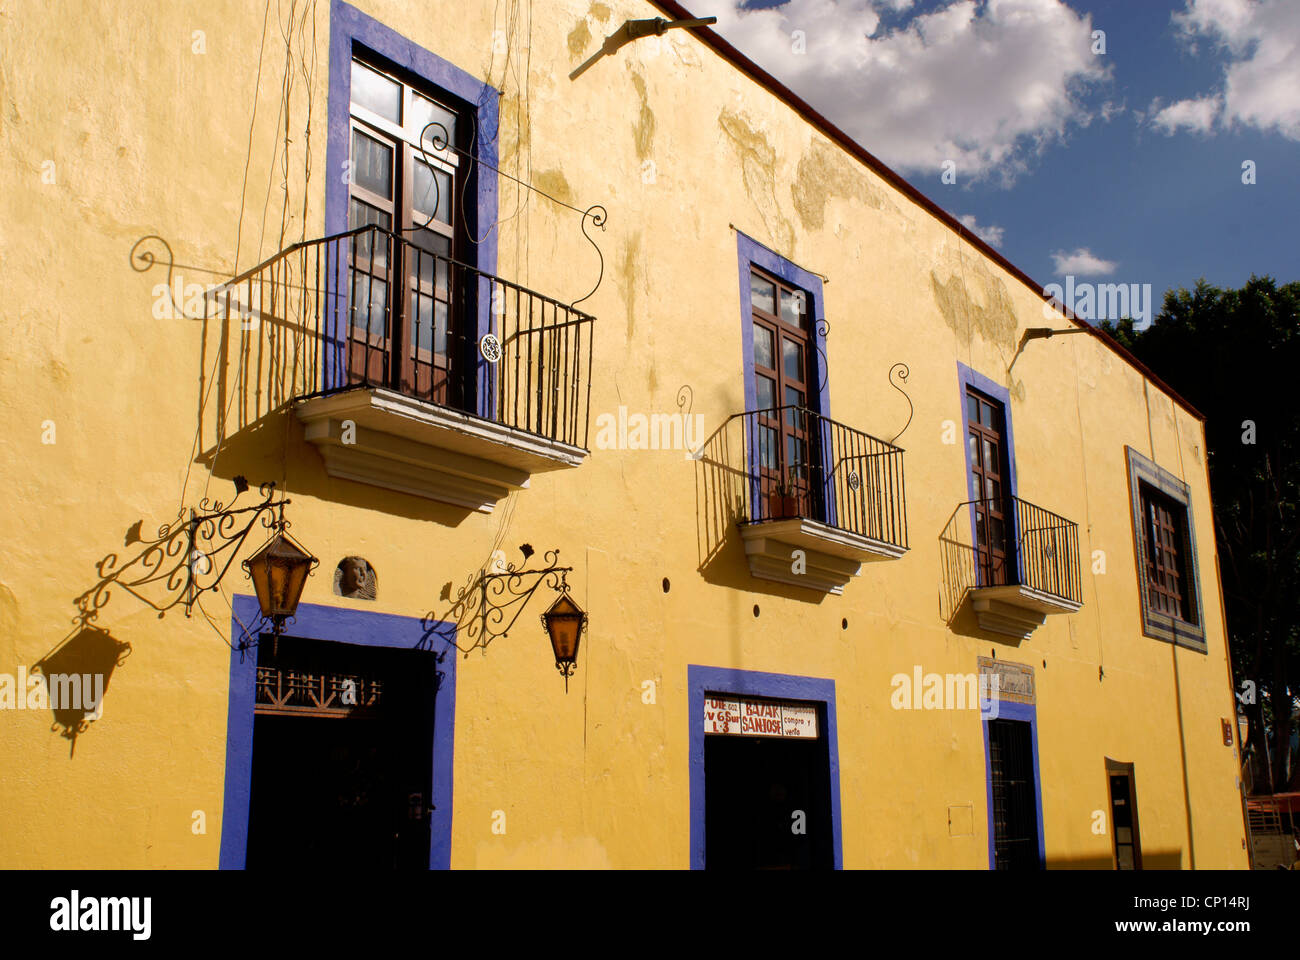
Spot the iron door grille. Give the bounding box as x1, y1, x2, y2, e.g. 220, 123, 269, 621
989, 718, 1040, 870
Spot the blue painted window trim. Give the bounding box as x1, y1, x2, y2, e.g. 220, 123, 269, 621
219, 594, 458, 869
1124, 446, 1207, 652
734, 231, 833, 521
325, 0, 500, 415
981, 697, 1046, 870
687, 664, 842, 869
957, 362, 1019, 585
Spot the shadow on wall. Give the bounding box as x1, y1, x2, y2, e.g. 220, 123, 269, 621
937, 504, 1024, 647
189, 239, 483, 526
691, 416, 831, 604
193, 402, 478, 528
32, 624, 131, 758
1045, 850, 1185, 870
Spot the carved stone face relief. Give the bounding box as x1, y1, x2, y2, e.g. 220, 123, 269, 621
334, 556, 377, 600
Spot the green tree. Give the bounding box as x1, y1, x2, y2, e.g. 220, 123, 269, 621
1103, 276, 1300, 793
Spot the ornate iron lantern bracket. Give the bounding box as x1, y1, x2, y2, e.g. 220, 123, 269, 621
423, 547, 587, 687
72, 476, 294, 629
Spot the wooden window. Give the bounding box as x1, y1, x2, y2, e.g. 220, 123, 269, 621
348, 57, 463, 403
967, 387, 1012, 587
1140, 484, 1196, 625
750, 269, 818, 519
1105, 759, 1143, 870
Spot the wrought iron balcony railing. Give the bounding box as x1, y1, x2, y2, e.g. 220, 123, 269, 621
208, 224, 594, 449
941, 496, 1082, 610
730, 405, 908, 551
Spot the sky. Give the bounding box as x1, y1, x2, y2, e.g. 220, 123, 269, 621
688, 0, 1299, 317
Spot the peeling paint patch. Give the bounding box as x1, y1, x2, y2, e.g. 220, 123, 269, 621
717, 109, 793, 253
567, 19, 591, 60
0, 582, 18, 663
532, 168, 574, 206
792, 140, 896, 232
630, 73, 655, 162
590, 2, 611, 22
624, 71, 655, 160
621, 232, 641, 340
930, 254, 1018, 351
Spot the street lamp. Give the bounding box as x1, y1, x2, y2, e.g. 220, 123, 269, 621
541, 590, 587, 692
243, 513, 317, 651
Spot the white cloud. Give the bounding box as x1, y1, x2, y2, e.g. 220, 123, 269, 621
1051, 248, 1117, 275
1150, 94, 1222, 134
958, 214, 1005, 247
1154, 0, 1300, 139
692, 0, 1110, 182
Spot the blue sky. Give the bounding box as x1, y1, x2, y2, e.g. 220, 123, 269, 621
692, 0, 1299, 309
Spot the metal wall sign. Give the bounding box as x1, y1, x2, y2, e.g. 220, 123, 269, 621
704, 695, 819, 739
977, 657, 1035, 705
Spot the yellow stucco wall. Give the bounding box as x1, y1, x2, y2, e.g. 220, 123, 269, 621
0, 0, 1247, 868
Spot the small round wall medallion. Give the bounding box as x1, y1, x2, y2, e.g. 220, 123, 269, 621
479, 333, 502, 363
847, 471, 861, 491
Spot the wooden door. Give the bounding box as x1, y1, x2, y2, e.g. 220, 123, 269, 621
348, 59, 463, 406
750, 269, 817, 520
967, 387, 1012, 586
346, 123, 397, 386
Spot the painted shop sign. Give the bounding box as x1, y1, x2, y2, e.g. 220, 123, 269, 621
704, 696, 819, 739
976, 657, 1035, 705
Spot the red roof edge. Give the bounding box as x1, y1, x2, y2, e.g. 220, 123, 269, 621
646, 0, 1205, 423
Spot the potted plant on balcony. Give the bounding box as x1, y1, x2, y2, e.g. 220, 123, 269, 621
768, 468, 802, 519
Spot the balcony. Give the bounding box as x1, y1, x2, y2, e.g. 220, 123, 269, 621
212, 225, 593, 512
716, 405, 908, 595
940, 496, 1082, 639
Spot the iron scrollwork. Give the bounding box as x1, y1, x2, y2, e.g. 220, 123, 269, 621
72, 476, 289, 626
415, 120, 607, 309
887, 362, 913, 444
422, 546, 574, 659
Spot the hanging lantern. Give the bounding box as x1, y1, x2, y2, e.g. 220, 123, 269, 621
541, 590, 587, 691
243, 527, 318, 640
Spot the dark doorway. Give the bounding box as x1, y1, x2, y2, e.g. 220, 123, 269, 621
704, 713, 833, 869
245, 634, 439, 869
988, 717, 1040, 870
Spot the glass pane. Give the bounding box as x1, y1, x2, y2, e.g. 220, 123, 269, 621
784, 385, 805, 428
411, 291, 433, 350
750, 274, 775, 314
759, 425, 778, 469
351, 129, 393, 199
755, 375, 775, 412
780, 289, 805, 327
349, 199, 391, 267
986, 477, 1000, 502
968, 434, 978, 467
350, 275, 388, 336
1117, 846, 1135, 870
983, 438, 996, 472
410, 93, 457, 149
783, 338, 804, 382
351, 60, 401, 123
410, 228, 451, 296
753, 325, 774, 369
787, 435, 807, 478
410, 296, 449, 355
990, 516, 1006, 552
413, 159, 452, 225
967, 394, 979, 424
983, 401, 996, 427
